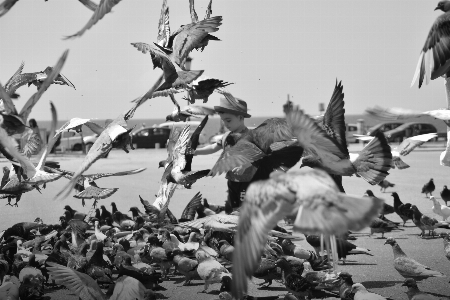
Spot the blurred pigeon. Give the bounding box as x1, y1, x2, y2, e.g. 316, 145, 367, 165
379, 179, 395, 193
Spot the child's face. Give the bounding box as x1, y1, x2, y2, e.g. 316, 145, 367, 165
219, 113, 244, 132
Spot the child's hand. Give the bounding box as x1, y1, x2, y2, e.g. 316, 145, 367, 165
232, 165, 246, 175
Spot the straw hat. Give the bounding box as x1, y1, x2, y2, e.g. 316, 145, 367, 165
214, 96, 251, 118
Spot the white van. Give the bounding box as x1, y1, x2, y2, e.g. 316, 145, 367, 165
158, 121, 207, 145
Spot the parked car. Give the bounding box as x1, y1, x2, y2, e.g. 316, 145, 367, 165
346, 123, 358, 143
54, 131, 98, 152
366, 122, 404, 136
131, 127, 171, 148
384, 122, 438, 142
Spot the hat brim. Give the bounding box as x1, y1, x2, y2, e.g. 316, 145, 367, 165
214, 106, 251, 118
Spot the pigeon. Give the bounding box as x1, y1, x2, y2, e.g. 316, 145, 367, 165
379, 180, 395, 193
369, 218, 401, 239
352, 283, 387, 300
64, 0, 123, 39
0, 0, 98, 18
440, 232, 450, 262
156, 0, 170, 47
356, 132, 438, 169
178, 192, 202, 222
364, 190, 394, 217
430, 196, 450, 220
160, 116, 210, 189
231, 168, 383, 299
422, 179, 435, 197
338, 272, 355, 300
196, 251, 230, 293
287, 106, 393, 185
441, 185, 450, 206
384, 237, 446, 280
366, 106, 450, 123
165, 104, 216, 122
392, 192, 413, 226
411, 0, 450, 88
410, 205, 449, 237
402, 278, 439, 300
305, 235, 373, 263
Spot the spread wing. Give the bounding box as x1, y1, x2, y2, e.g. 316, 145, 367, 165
84, 168, 146, 181
322, 80, 348, 156
209, 139, 266, 177
204, 0, 212, 19
64, 0, 123, 39
411, 13, 450, 88
189, 0, 198, 22
286, 106, 348, 160
251, 118, 294, 153
366, 106, 450, 121
109, 276, 146, 300
4, 61, 24, 95
20, 50, 69, 123
395, 133, 438, 156
55, 131, 113, 200
0, 127, 36, 178
156, 0, 170, 47
131, 42, 176, 84
184, 115, 208, 171
46, 262, 104, 300
36, 102, 59, 170
79, 0, 98, 11
182, 105, 216, 116
20, 130, 42, 158
55, 118, 104, 137
0, 81, 18, 115
172, 125, 190, 171
180, 192, 202, 220
170, 16, 222, 66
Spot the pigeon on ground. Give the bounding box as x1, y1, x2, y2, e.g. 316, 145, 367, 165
305, 234, 373, 263
338, 272, 355, 300
439, 232, 450, 261
411, 0, 450, 88
364, 190, 394, 217
352, 283, 387, 300
422, 179, 435, 197
392, 192, 413, 226
196, 251, 230, 293
441, 185, 450, 206
384, 237, 446, 280
430, 196, 450, 220
410, 205, 449, 237
369, 218, 401, 239
379, 180, 395, 192
402, 278, 439, 300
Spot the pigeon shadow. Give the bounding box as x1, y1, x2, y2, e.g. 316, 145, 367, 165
340, 261, 377, 266
153, 293, 169, 299
426, 291, 450, 298
257, 286, 288, 292
361, 280, 403, 289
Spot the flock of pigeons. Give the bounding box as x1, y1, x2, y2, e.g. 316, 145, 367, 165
0, 0, 450, 299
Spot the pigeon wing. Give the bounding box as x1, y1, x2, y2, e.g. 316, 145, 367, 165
109, 276, 146, 300
395, 133, 438, 156
85, 168, 146, 181
180, 192, 202, 220
64, 0, 123, 39
46, 262, 104, 300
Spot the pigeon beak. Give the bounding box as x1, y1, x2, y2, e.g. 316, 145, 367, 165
435, 6, 440, 10
401, 282, 407, 286
383, 240, 389, 245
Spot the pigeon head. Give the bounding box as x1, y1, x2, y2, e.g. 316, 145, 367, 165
435, 1, 450, 12
63, 205, 72, 212
274, 258, 290, 270
351, 283, 368, 293
440, 232, 450, 240
338, 272, 353, 281
384, 237, 397, 246
402, 278, 418, 288
195, 250, 211, 262
165, 115, 173, 121
445, 185, 448, 189
365, 190, 374, 197
220, 275, 232, 292
158, 160, 166, 169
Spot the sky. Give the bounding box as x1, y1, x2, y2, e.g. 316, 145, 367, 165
0, 0, 447, 121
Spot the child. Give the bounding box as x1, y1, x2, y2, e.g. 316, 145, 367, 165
194, 96, 256, 208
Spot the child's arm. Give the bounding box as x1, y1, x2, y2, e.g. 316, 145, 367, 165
194, 143, 222, 155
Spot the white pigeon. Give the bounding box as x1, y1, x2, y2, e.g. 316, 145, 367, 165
430, 196, 450, 221
94, 221, 107, 241
355, 133, 438, 169
352, 283, 387, 300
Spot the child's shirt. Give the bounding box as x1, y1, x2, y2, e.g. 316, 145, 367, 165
217, 127, 258, 182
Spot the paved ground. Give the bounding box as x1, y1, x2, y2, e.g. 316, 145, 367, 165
1, 143, 450, 299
